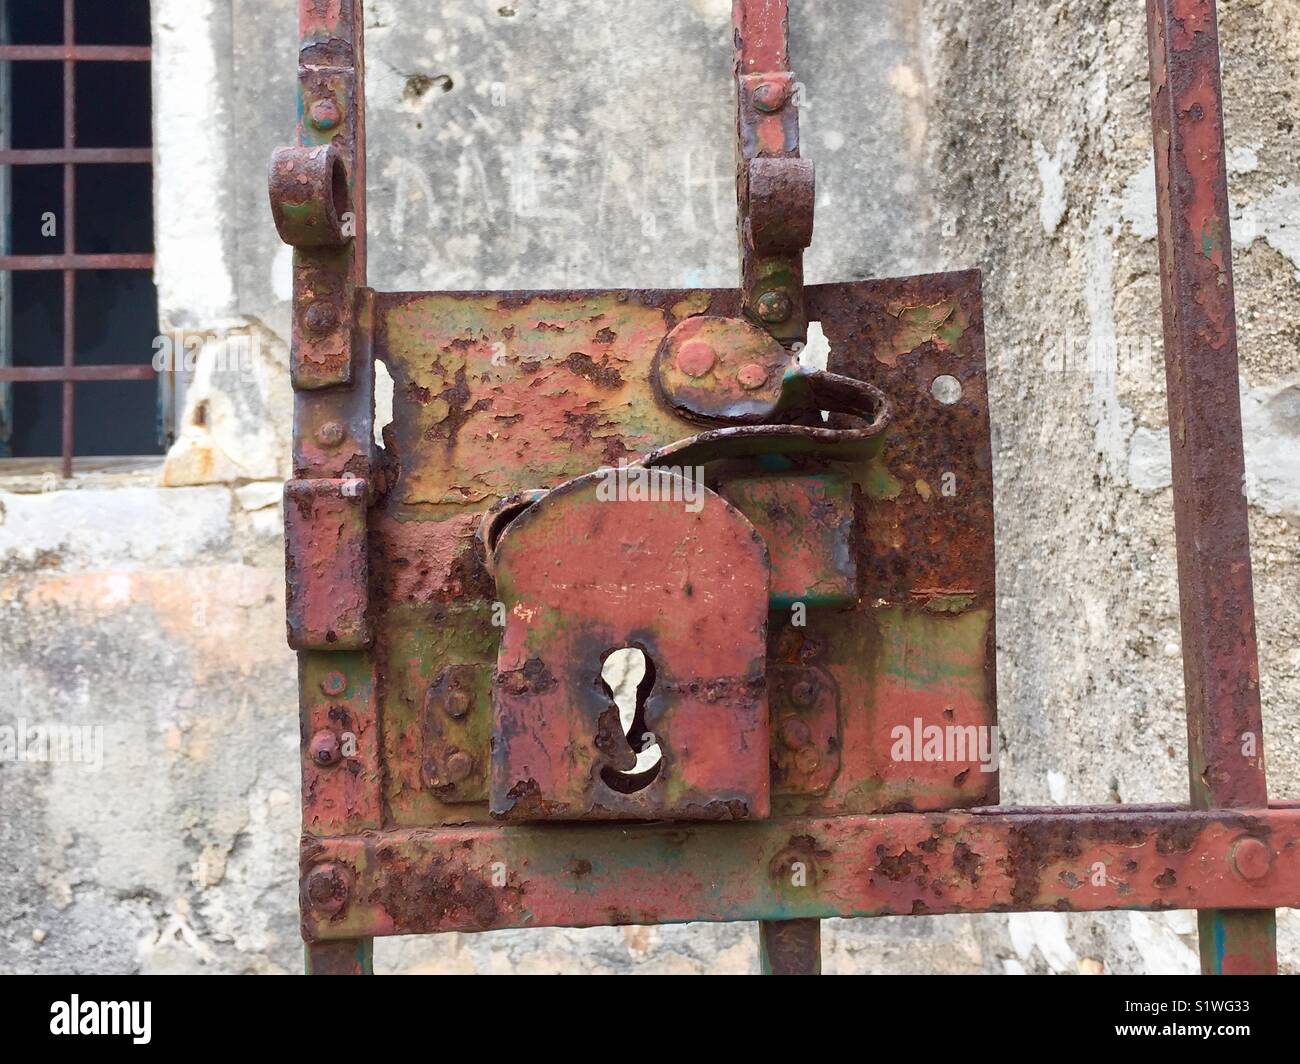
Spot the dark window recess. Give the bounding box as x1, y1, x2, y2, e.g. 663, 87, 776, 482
75, 62, 152, 148
8, 61, 62, 149
5, 4, 62, 45
74, 0, 151, 47
1, 0, 163, 473
76, 165, 154, 254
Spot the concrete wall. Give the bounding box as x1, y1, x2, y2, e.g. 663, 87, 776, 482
0, 0, 1296, 974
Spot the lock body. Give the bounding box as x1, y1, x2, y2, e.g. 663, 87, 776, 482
489, 471, 772, 821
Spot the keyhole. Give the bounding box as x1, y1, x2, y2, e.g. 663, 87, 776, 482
598, 647, 662, 794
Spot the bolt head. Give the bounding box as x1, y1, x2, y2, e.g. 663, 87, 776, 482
791, 679, 817, 707
303, 301, 339, 335
1231, 837, 1272, 881
316, 421, 345, 448
794, 747, 821, 774
309, 730, 342, 767
779, 716, 812, 750
321, 672, 347, 697
444, 690, 472, 719
752, 81, 787, 113
756, 290, 793, 324
446, 751, 474, 783
675, 339, 717, 379
305, 862, 351, 914
308, 98, 342, 131
738, 363, 769, 391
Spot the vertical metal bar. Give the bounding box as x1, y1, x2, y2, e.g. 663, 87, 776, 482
60, 0, 75, 477
734, 0, 820, 976
0, 0, 12, 457
1145, 0, 1276, 975
306, 938, 373, 976
292, 0, 376, 974
732, 0, 809, 347
759, 918, 821, 975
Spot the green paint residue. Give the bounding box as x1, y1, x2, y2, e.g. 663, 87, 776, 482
862, 457, 903, 501
923, 592, 976, 615
885, 298, 969, 359
875, 606, 993, 689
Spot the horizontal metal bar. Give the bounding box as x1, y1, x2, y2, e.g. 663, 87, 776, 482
0, 365, 155, 382
0, 45, 151, 62
302, 806, 1300, 940
0, 148, 152, 165
0, 254, 154, 271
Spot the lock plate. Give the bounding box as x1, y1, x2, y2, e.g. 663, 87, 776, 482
489, 470, 771, 821
370, 271, 996, 828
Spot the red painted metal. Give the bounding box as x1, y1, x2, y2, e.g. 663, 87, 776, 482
733, 0, 811, 346
1146, 0, 1276, 974
300, 806, 1300, 941
489, 471, 772, 821
277, 0, 1284, 976
277, 0, 380, 978
284, 478, 371, 650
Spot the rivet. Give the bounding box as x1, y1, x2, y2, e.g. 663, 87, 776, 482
308, 98, 342, 131
444, 690, 472, 719
303, 301, 339, 335
752, 81, 787, 113
791, 678, 817, 707
316, 421, 345, 448
1230, 836, 1272, 881
676, 339, 717, 379
446, 751, 474, 783
756, 290, 793, 324
304, 862, 351, 914
321, 671, 347, 697
738, 363, 769, 390
779, 716, 812, 750
795, 747, 821, 774
309, 730, 342, 767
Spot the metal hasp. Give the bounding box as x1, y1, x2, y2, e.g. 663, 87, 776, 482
274, 0, 1294, 975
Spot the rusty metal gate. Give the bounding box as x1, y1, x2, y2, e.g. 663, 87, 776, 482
270, 0, 1296, 975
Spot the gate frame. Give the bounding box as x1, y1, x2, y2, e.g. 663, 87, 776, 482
275, 0, 1290, 976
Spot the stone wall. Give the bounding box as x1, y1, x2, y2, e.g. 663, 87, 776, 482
0, 0, 1295, 974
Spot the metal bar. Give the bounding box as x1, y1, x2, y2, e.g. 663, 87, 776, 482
302, 806, 1300, 941
0, 365, 155, 382
290, 0, 376, 975
0, 45, 151, 62
0, 254, 155, 270
732, 0, 809, 347
305, 938, 373, 975
1145, 0, 1276, 974
61, 0, 74, 479
733, 0, 791, 74
0, 148, 152, 164
760, 919, 821, 975
734, 0, 818, 972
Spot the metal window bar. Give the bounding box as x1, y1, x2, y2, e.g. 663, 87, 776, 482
0, 0, 156, 477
